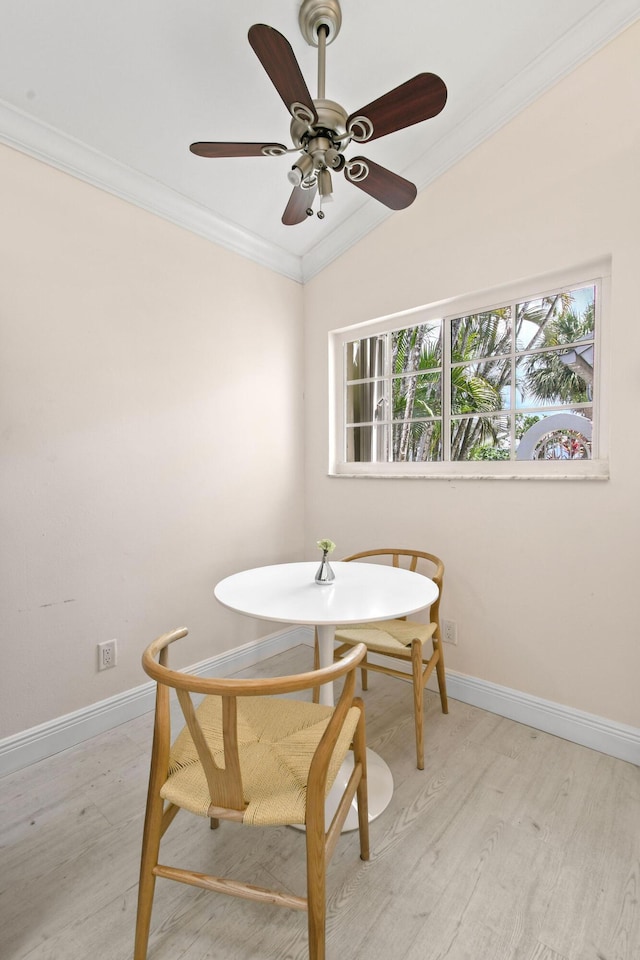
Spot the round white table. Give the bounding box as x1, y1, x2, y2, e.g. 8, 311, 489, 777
214, 560, 438, 830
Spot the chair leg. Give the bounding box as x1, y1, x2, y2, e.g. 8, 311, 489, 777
305, 791, 326, 960
352, 699, 370, 862
411, 640, 425, 770
134, 787, 165, 960
433, 633, 449, 714
210, 817, 220, 830
361, 655, 369, 692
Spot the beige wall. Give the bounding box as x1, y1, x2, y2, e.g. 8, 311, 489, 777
0, 145, 304, 737
303, 22, 640, 728
2, 21, 639, 745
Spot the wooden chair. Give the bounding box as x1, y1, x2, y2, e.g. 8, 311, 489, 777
134, 627, 369, 960
316, 549, 448, 770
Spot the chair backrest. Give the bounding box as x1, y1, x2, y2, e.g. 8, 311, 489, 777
341, 548, 444, 624
142, 628, 366, 814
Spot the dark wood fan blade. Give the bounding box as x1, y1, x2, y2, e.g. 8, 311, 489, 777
347, 73, 447, 143
189, 141, 287, 158
282, 184, 317, 225
344, 157, 417, 210
248, 24, 317, 122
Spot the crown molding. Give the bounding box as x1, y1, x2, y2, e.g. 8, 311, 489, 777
0, 99, 304, 284
1, 1, 638, 286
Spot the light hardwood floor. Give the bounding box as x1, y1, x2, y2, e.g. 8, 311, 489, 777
1, 644, 639, 960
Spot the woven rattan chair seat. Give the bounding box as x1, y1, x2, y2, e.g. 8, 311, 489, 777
335, 619, 435, 657
161, 696, 361, 825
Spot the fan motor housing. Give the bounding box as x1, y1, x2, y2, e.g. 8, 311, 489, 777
290, 98, 348, 149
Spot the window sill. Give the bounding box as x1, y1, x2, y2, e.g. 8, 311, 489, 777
329, 460, 609, 480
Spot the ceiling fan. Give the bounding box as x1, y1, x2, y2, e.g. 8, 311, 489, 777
189, 0, 447, 225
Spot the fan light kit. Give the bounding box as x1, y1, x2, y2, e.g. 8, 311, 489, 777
190, 0, 447, 225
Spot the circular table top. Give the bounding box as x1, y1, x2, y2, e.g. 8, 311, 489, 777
214, 560, 438, 626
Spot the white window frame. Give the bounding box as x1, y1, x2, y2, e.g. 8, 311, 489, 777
329, 260, 610, 480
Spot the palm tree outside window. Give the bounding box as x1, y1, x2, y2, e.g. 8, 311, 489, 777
342, 282, 597, 465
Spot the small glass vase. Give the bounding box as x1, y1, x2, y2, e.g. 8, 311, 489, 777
315, 551, 335, 585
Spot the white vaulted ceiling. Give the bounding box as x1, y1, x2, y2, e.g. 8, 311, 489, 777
1, 1, 639, 282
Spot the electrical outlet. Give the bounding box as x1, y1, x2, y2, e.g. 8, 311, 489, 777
442, 619, 457, 644
98, 639, 117, 671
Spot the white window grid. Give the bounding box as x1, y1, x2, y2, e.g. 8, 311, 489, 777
330, 262, 609, 479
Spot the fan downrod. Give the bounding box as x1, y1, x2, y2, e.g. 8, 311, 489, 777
298, 0, 342, 46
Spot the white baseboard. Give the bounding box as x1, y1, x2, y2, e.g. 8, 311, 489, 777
0, 627, 311, 778
365, 648, 640, 767
1, 627, 638, 777
430, 671, 640, 766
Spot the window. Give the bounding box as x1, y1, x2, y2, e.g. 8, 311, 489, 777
330, 264, 608, 479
